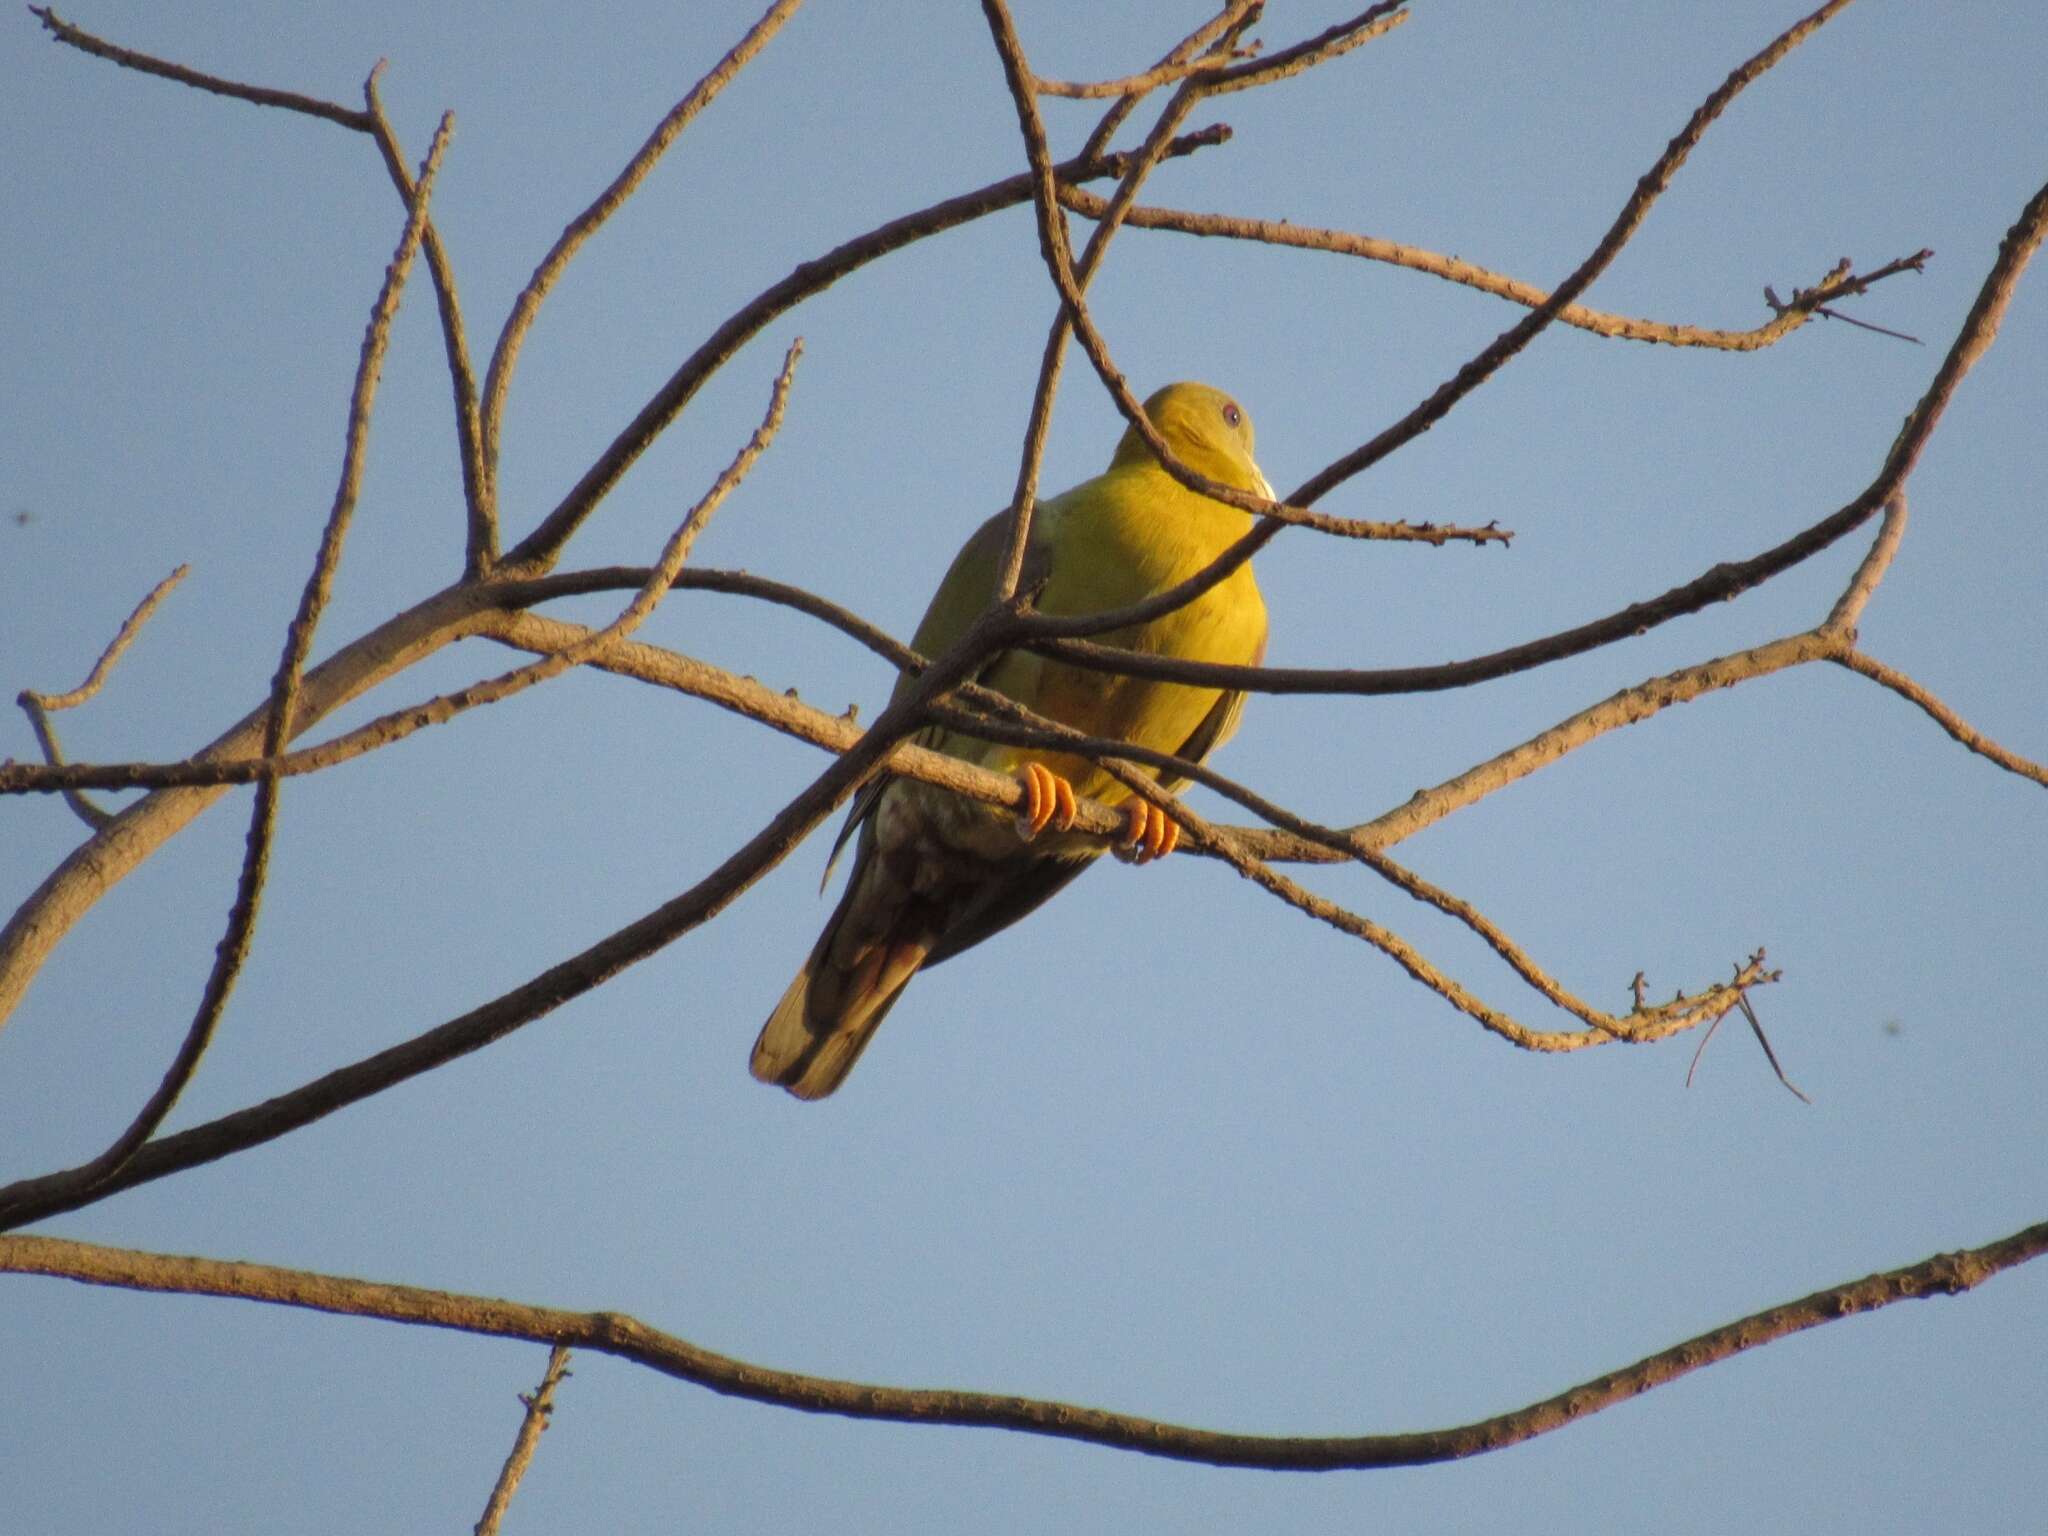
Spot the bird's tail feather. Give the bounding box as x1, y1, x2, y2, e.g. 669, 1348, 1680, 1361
751, 917, 929, 1100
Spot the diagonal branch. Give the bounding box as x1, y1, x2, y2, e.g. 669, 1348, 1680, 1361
0, 602, 1029, 1229
5, 1221, 2041, 1470
988, 0, 1265, 603
1058, 187, 1932, 351
1288, 0, 1859, 513
478, 0, 804, 518
934, 695, 1765, 1051
0, 114, 455, 1227
1832, 651, 2047, 787
362, 70, 490, 577
474, 1345, 572, 1536
496, 128, 1233, 575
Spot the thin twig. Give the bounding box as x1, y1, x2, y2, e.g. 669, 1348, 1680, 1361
1061, 189, 1931, 351
1076, 1, 1254, 159
1737, 990, 1812, 1103
474, 1345, 572, 1536
31, 7, 373, 129
987, 0, 1263, 603
6, 1222, 2041, 1469
1823, 493, 1909, 634
497, 129, 1232, 575
14, 701, 110, 830
478, 0, 804, 511
1833, 651, 2048, 787
362, 70, 491, 576
16, 564, 188, 829
0, 115, 455, 1229
18, 565, 190, 712
1033, 50, 1245, 99
1203, 0, 1411, 93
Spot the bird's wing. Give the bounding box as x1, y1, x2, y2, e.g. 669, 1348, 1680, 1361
821, 508, 1049, 888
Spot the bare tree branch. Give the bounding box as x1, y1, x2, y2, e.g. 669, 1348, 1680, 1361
31, 6, 373, 129
5, 1223, 2041, 1470
478, 0, 805, 521
362, 71, 490, 577
1832, 651, 2048, 787
0, 113, 455, 1227
1032, 48, 1248, 100
1059, 186, 1932, 350
474, 1345, 571, 1536
15, 564, 188, 830
990, 0, 1267, 604
498, 128, 1236, 576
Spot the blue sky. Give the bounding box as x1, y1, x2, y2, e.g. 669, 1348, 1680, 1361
4, 2, 2043, 1531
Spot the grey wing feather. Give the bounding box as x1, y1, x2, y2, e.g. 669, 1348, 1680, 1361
924, 852, 1095, 968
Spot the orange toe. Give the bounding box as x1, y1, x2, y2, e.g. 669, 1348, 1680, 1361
1015, 763, 1079, 840
1115, 800, 1181, 864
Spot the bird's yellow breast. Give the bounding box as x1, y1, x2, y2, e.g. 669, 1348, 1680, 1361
972, 461, 1267, 805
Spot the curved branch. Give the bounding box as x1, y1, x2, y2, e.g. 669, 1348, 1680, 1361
1059, 187, 1931, 350
498, 128, 1233, 574
930, 696, 1761, 1049
5, 1221, 2040, 1470
1290, 0, 1857, 514
988, 0, 1265, 603
16, 564, 189, 830
1832, 652, 2047, 787
477, 0, 804, 515
0, 117, 454, 1224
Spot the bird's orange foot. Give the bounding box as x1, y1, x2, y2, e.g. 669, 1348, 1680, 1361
1014, 762, 1079, 841
1112, 798, 1180, 864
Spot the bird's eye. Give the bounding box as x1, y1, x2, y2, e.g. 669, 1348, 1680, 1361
1222, 402, 1242, 428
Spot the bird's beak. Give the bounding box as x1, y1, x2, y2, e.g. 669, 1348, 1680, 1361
1251, 462, 1275, 503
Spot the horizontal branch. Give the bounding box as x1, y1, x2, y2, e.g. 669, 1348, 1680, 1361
32, 6, 373, 129
1058, 186, 1931, 349
5, 1220, 2040, 1470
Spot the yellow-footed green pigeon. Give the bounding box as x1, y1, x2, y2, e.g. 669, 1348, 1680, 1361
752, 381, 1271, 1098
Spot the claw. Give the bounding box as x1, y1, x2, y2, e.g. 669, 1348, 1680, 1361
1015, 762, 1078, 840
1113, 799, 1180, 864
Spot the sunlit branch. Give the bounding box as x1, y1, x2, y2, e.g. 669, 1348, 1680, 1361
0, 116, 454, 1228
362, 70, 489, 575
478, 0, 804, 516
15, 564, 188, 830
473, 1345, 572, 1536
499, 129, 1233, 574
31, 6, 373, 129
933, 696, 1764, 1050
1059, 186, 1932, 350
988, 0, 1263, 604
7, 1222, 2039, 1469
1833, 652, 2048, 787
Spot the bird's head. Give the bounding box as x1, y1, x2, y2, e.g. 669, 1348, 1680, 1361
1110, 381, 1274, 501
